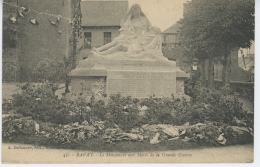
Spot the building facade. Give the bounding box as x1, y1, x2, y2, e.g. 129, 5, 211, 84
2, 0, 81, 82
161, 22, 181, 61
3, 0, 20, 82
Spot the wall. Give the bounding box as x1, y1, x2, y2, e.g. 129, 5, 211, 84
161, 33, 182, 66
17, 0, 74, 81
2, 0, 20, 82
2, 48, 19, 82
76, 26, 120, 64
82, 26, 120, 47
163, 33, 180, 44
2, 0, 80, 81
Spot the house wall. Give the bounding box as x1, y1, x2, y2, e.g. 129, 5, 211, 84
3, 0, 20, 82
162, 33, 180, 65
3, 0, 78, 81
2, 48, 20, 82
82, 26, 120, 48
163, 33, 180, 44
76, 26, 120, 63
17, 0, 74, 81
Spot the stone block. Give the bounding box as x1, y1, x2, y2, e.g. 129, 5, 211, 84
69, 54, 189, 101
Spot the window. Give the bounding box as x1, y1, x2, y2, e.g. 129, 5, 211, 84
84, 32, 92, 49
103, 32, 111, 45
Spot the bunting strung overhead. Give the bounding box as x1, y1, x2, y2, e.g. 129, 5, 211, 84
3, 1, 73, 25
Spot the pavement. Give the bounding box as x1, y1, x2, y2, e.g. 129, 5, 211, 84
2, 83, 21, 100
1, 143, 254, 163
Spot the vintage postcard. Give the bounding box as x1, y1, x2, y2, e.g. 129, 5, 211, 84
2, 0, 255, 164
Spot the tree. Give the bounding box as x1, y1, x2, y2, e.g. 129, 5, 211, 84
70, 0, 82, 69
66, 0, 82, 93
179, 0, 254, 88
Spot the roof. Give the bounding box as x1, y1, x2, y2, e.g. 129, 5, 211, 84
81, 1, 128, 26
163, 22, 182, 34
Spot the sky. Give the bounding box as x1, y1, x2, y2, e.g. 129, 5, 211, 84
128, 0, 187, 31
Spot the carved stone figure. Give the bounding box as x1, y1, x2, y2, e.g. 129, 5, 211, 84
91, 4, 164, 60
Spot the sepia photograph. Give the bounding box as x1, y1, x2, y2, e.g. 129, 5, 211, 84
1, 0, 256, 164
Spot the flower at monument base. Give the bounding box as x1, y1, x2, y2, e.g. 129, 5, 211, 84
24, 122, 31, 127
196, 134, 204, 140
69, 111, 76, 116
122, 112, 130, 116
150, 133, 160, 144
86, 106, 91, 112
82, 120, 89, 125
93, 121, 105, 130
77, 130, 86, 141
138, 105, 148, 111
45, 133, 50, 138
18, 124, 23, 129
217, 133, 227, 145
87, 133, 92, 139
137, 105, 148, 116
72, 122, 79, 127
34, 122, 40, 133
36, 98, 41, 101
138, 110, 146, 117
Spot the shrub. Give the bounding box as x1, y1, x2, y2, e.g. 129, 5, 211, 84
2, 99, 14, 113
101, 91, 251, 130
141, 97, 180, 125
4, 81, 252, 134
10, 82, 82, 125
224, 126, 254, 145
187, 123, 220, 145
185, 82, 247, 124
89, 100, 106, 121
2, 114, 35, 141
105, 94, 140, 131
32, 58, 66, 82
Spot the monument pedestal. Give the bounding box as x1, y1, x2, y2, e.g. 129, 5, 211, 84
69, 54, 189, 101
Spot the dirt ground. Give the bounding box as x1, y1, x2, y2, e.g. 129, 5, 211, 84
2, 83, 21, 100
1, 82, 67, 100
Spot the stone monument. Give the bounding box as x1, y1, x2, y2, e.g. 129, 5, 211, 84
69, 4, 189, 101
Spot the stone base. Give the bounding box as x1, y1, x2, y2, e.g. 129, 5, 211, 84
69, 54, 189, 101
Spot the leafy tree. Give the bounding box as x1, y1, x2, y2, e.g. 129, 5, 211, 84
179, 0, 254, 88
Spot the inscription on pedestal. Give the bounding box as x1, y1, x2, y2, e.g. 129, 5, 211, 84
107, 71, 176, 98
